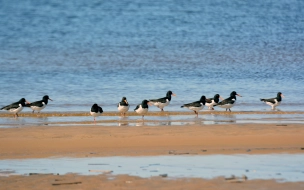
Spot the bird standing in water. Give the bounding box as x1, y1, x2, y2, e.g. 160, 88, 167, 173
260, 92, 284, 110
117, 97, 130, 117
90, 103, 103, 124
25, 95, 53, 113
134, 99, 151, 119
149, 90, 176, 111
1, 98, 30, 118
216, 91, 242, 112
181, 96, 206, 117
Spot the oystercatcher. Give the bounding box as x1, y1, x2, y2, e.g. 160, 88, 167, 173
25, 95, 52, 113
260, 92, 284, 110
118, 97, 130, 117
90, 103, 103, 123
149, 90, 176, 111
1, 98, 30, 118
216, 91, 242, 112
205, 94, 221, 110
134, 99, 151, 119
181, 96, 206, 117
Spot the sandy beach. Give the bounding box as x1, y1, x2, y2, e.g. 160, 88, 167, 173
1, 122, 304, 189
0, 123, 304, 159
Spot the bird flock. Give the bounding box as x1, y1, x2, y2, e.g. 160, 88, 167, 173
1, 92, 284, 122
0, 95, 52, 118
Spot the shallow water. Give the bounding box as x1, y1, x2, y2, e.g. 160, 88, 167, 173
0, 0, 304, 113
0, 113, 303, 128
1, 154, 304, 182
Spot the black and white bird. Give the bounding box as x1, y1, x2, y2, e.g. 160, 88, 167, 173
216, 91, 242, 112
134, 99, 151, 119
1, 98, 30, 118
260, 92, 284, 110
181, 96, 206, 117
117, 97, 130, 117
90, 103, 103, 123
149, 90, 176, 111
25, 95, 52, 113
205, 94, 221, 110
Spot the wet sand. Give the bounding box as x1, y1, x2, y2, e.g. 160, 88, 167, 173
0, 123, 304, 159
1, 121, 304, 189
1, 174, 304, 190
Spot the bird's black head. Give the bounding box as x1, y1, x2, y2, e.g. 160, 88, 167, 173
142, 99, 149, 104
19, 98, 28, 106
166, 91, 176, 101
120, 97, 129, 105
214, 94, 220, 103
230, 91, 237, 97
230, 91, 241, 99
19, 98, 26, 103
43, 95, 49, 100
43, 95, 52, 104
166, 91, 173, 96
200, 96, 206, 105
277, 92, 284, 101
141, 99, 150, 108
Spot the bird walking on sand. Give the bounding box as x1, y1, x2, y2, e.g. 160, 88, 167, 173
25, 95, 52, 113
1, 98, 30, 118
181, 96, 206, 117
134, 99, 151, 119
118, 97, 130, 117
149, 90, 176, 111
205, 94, 222, 110
216, 91, 242, 112
90, 103, 103, 124
260, 92, 284, 110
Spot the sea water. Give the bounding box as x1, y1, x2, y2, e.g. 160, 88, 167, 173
1, 0, 304, 113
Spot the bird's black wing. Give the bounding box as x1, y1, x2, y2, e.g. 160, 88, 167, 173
217, 97, 235, 105
1, 102, 20, 110
150, 97, 167, 103
182, 100, 201, 108
134, 104, 140, 111
260, 98, 276, 104
27, 100, 44, 107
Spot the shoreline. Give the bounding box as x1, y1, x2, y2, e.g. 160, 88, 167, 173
1, 111, 304, 118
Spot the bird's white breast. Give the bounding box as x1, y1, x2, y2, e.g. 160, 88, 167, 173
118, 104, 130, 113
135, 105, 148, 114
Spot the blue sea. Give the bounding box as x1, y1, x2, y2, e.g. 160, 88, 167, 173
1, 0, 304, 113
